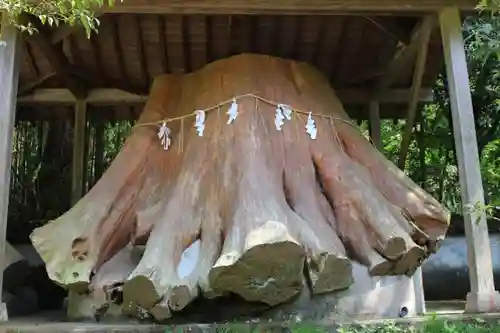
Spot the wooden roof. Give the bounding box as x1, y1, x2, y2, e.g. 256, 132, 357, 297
99, 0, 478, 14
16, 0, 477, 121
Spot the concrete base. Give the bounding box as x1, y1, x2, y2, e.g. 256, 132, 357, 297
0, 302, 8, 321
67, 262, 419, 322
268, 262, 418, 322
422, 235, 500, 301
465, 291, 500, 313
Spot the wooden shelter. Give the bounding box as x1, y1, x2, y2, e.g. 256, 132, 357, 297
0, 0, 498, 322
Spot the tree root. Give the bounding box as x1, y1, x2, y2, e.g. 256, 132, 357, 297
31, 54, 450, 321
29, 75, 183, 289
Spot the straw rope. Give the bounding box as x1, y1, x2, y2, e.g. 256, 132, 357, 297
134, 93, 357, 129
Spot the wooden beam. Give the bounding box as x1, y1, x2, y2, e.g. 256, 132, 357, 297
365, 16, 412, 46
18, 88, 147, 105
71, 100, 87, 205
25, 16, 87, 98
440, 6, 500, 313
97, 0, 477, 14
368, 100, 382, 149
347, 106, 411, 120
398, 14, 432, 170
374, 15, 436, 95
340, 88, 434, 105
18, 88, 434, 106
17, 72, 56, 95
0, 16, 22, 321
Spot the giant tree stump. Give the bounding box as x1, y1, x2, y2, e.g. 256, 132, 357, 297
30, 54, 450, 321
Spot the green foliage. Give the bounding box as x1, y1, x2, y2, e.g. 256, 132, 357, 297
465, 13, 500, 63
380, 12, 500, 217
7, 119, 132, 242
335, 318, 500, 333
478, 0, 500, 10
0, 0, 119, 37
190, 319, 500, 333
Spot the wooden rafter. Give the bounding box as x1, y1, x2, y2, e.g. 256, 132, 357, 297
368, 100, 382, 149
70, 64, 148, 95
71, 100, 87, 204
17, 72, 56, 95
134, 15, 149, 90
181, 15, 192, 73
23, 39, 39, 77
373, 15, 437, 96
25, 16, 87, 98
111, 16, 128, 87
26, 16, 146, 97
398, 15, 433, 170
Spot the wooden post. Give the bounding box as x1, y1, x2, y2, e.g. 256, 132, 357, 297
413, 267, 426, 315
417, 116, 427, 189
71, 100, 87, 205
398, 17, 432, 170
368, 100, 381, 150
367, 100, 426, 314
94, 119, 105, 182
368, 101, 426, 314
0, 16, 22, 321
440, 6, 500, 312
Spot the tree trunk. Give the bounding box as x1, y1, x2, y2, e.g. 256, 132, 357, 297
30, 54, 450, 321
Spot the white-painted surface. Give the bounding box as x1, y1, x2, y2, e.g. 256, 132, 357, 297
177, 239, 201, 279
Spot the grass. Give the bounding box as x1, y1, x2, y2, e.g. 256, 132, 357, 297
209, 315, 500, 333
285, 315, 500, 333
337, 318, 500, 333
6, 314, 500, 332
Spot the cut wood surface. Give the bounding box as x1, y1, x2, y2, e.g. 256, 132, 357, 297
30, 54, 450, 321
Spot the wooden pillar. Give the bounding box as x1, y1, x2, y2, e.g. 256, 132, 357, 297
398, 17, 432, 170
368, 100, 381, 150
0, 16, 22, 321
367, 101, 426, 314
94, 119, 105, 182
413, 268, 426, 315
440, 6, 500, 312
71, 100, 87, 205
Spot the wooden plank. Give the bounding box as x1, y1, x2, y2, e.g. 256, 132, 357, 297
98, 0, 477, 14
340, 88, 434, 105
18, 88, 76, 105
368, 100, 382, 149
25, 16, 87, 98
0, 16, 22, 321
439, 6, 500, 312
374, 15, 436, 95
398, 15, 432, 169
71, 100, 87, 205
18, 88, 434, 106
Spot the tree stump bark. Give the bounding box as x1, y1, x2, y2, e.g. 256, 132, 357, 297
30, 54, 450, 321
